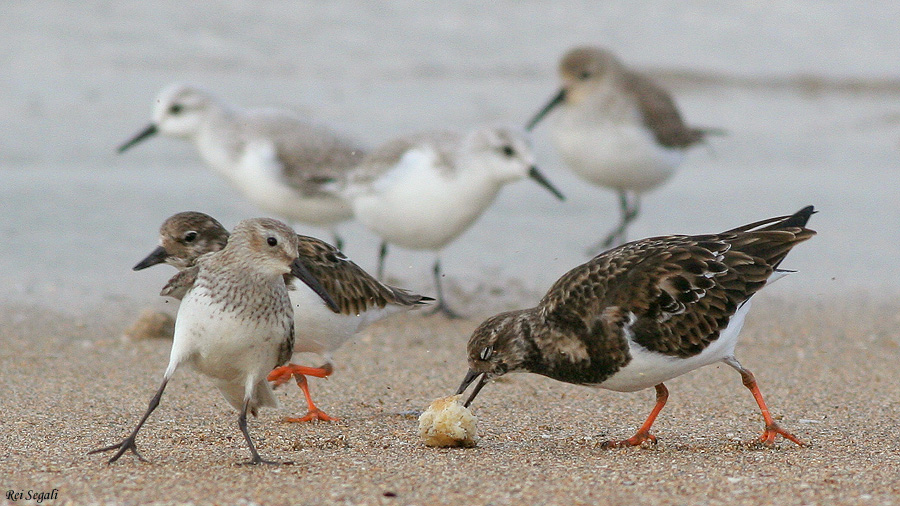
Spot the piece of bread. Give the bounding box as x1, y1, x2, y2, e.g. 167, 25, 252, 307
418, 395, 478, 448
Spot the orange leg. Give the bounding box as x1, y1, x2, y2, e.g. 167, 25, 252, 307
603, 383, 668, 448
733, 364, 804, 447
282, 373, 338, 423
268, 362, 332, 387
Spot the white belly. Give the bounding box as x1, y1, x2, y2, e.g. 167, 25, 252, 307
351, 151, 502, 251
597, 301, 751, 392
553, 120, 682, 192
288, 284, 401, 361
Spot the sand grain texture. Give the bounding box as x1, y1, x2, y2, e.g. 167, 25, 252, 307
2, 297, 899, 506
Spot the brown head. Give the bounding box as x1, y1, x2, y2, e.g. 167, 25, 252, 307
133, 212, 230, 271
526, 46, 625, 130
455, 309, 536, 407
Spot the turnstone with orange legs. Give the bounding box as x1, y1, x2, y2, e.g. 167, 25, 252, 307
457, 206, 815, 448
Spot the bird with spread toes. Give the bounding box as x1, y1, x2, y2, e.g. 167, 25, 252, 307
527, 46, 720, 252
334, 125, 565, 318
457, 206, 816, 448
132, 211, 432, 422
91, 218, 337, 464
118, 83, 366, 248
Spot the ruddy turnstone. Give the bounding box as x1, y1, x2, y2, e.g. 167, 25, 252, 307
335, 126, 565, 318
527, 46, 718, 252
133, 211, 431, 422
92, 218, 336, 464
118, 83, 366, 248
457, 206, 816, 448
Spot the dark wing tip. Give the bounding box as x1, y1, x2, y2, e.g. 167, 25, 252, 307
780, 205, 816, 229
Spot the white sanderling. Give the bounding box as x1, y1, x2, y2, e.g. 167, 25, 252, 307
91, 217, 336, 464
118, 83, 366, 248
458, 206, 815, 448
334, 125, 565, 318
133, 211, 432, 422
527, 46, 719, 252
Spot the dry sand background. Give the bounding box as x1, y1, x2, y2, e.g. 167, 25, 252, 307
3, 1, 900, 505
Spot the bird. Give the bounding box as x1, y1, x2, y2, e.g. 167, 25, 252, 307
526, 46, 719, 253
117, 83, 366, 248
456, 206, 816, 448
91, 217, 337, 464
334, 125, 565, 318
132, 211, 432, 422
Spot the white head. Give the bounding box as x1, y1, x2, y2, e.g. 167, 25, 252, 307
462, 126, 565, 200
150, 83, 222, 139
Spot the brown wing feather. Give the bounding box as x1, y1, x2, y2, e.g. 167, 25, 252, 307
294, 235, 431, 315
621, 71, 706, 149
539, 214, 815, 359
160, 266, 199, 300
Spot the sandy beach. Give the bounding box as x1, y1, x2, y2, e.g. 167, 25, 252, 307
3, 1, 900, 505
2, 296, 900, 506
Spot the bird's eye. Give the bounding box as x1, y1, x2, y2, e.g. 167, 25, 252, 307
267, 237, 278, 246
479, 346, 494, 361
169, 104, 183, 115
183, 231, 198, 243
578, 71, 591, 80
501, 145, 515, 157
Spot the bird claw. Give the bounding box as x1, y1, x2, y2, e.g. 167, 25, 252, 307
601, 432, 658, 449
752, 422, 805, 448
283, 408, 338, 423
88, 436, 146, 463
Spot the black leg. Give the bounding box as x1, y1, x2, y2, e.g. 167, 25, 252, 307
89, 378, 169, 464
333, 233, 344, 251
376, 241, 389, 281
426, 259, 462, 319
238, 398, 278, 465
587, 190, 641, 255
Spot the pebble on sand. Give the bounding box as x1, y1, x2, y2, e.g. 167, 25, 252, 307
122, 309, 175, 341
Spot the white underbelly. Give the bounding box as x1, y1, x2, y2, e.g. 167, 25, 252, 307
597, 301, 751, 392
553, 122, 682, 192
288, 284, 399, 359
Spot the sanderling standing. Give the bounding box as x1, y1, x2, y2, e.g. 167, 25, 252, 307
134, 211, 432, 422
457, 206, 815, 448
335, 125, 565, 318
91, 218, 336, 464
118, 83, 366, 248
527, 46, 719, 252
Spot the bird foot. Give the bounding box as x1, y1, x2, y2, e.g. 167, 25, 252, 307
427, 302, 463, 319
283, 408, 339, 423
601, 431, 658, 449
88, 435, 146, 464
268, 364, 331, 387
751, 422, 805, 448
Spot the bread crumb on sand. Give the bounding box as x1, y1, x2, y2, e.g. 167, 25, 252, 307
418, 394, 478, 447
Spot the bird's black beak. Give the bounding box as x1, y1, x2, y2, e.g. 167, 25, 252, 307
133, 246, 170, 271
118, 124, 158, 153
525, 88, 567, 131
290, 258, 340, 313
456, 369, 489, 408
527, 166, 565, 201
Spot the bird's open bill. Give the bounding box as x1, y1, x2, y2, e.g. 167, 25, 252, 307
118, 123, 158, 153
527, 166, 565, 201
133, 245, 169, 271
455, 369, 489, 408
525, 88, 567, 131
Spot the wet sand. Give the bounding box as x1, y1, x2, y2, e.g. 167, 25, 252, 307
2, 295, 899, 506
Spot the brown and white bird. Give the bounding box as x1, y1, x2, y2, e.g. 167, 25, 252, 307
527, 46, 718, 252
133, 211, 431, 422
92, 218, 335, 464
457, 206, 815, 448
